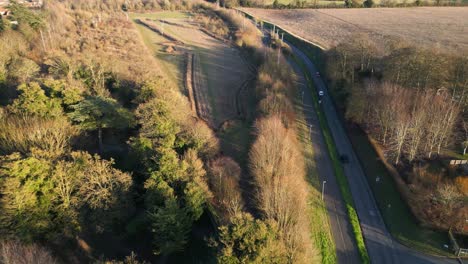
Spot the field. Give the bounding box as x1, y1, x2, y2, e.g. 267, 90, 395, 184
132, 12, 252, 128
264, 0, 345, 6
241, 7, 468, 51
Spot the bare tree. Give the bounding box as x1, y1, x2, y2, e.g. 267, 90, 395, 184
249, 116, 317, 263
208, 157, 244, 223
0, 240, 57, 264
425, 92, 459, 158
462, 119, 468, 155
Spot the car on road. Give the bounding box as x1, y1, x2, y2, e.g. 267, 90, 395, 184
319, 90, 324, 97
316, 71, 320, 77
339, 154, 349, 164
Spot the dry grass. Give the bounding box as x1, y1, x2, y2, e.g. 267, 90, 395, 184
241, 7, 468, 51
45, 1, 163, 84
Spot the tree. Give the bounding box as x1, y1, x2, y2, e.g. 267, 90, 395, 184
364, 0, 374, 7
0, 149, 134, 239
148, 199, 192, 255
0, 240, 57, 264
135, 98, 179, 149
462, 119, 468, 155
182, 149, 211, 221
8, 58, 40, 83
144, 149, 210, 255
249, 116, 315, 263
72, 151, 134, 233
69, 96, 135, 152
0, 115, 77, 157
208, 157, 243, 223
9, 0, 44, 30
8, 82, 62, 118
0, 18, 5, 33
0, 152, 57, 242
215, 213, 287, 264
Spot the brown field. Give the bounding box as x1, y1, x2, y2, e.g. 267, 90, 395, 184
241, 7, 468, 51
133, 12, 252, 127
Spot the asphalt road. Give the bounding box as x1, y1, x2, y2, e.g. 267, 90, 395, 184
289, 61, 360, 264
288, 42, 458, 264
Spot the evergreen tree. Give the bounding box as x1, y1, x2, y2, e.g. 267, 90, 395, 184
69, 96, 135, 152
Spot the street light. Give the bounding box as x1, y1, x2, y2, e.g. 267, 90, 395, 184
321, 180, 327, 200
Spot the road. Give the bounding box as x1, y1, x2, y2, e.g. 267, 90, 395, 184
289, 61, 360, 264
288, 42, 458, 264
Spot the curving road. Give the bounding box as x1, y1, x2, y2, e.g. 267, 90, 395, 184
288, 41, 458, 264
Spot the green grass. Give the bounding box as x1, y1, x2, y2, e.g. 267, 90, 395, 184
132, 17, 185, 90
294, 85, 337, 264
218, 120, 253, 165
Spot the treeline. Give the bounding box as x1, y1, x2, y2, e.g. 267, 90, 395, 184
50, 0, 195, 12
327, 35, 467, 164
200, 5, 320, 263
218, 0, 467, 8
326, 34, 467, 232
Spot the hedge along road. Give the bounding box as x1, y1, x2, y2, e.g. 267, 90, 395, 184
284, 32, 458, 264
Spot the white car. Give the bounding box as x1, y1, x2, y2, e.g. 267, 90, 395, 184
319, 91, 324, 97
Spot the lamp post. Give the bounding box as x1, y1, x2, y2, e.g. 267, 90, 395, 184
321, 180, 327, 200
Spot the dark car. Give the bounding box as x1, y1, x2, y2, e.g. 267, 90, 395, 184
339, 154, 349, 164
